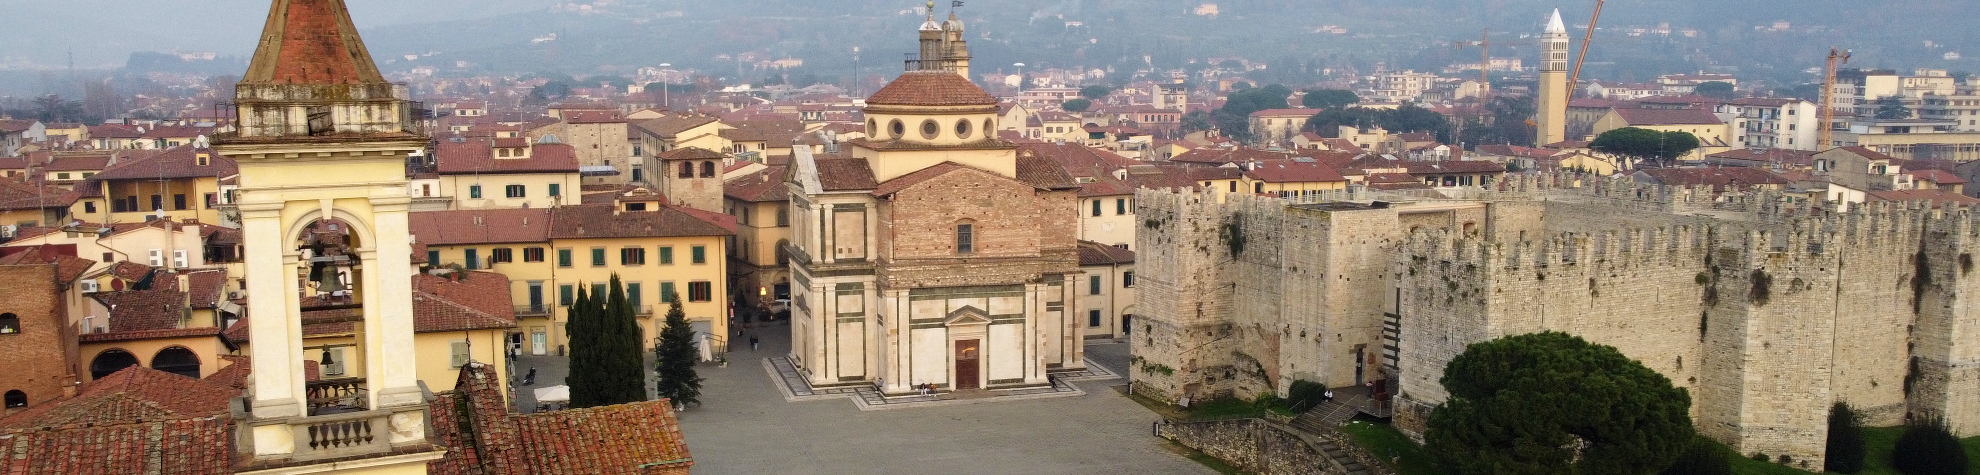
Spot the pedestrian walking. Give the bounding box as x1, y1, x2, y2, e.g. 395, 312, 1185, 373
750, 335, 760, 351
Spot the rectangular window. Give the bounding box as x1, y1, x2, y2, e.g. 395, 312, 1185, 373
591, 248, 606, 267
557, 248, 573, 267
470, 185, 483, 199
524, 247, 545, 262
592, 283, 608, 298
659, 246, 674, 264
1228, 181, 1237, 193
203, 193, 216, 208
957, 224, 974, 254
661, 282, 678, 304
1089, 275, 1102, 295
549, 183, 561, 197
150, 195, 162, 211
626, 282, 643, 308
1117, 198, 1128, 215
173, 194, 187, 210
464, 248, 480, 269
450, 340, 471, 368
688, 281, 713, 302
84, 201, 96, 213
1091, 200, 1102, 216
490, 248, 513, 264
691, 245, 707, 264
560, 284, 574, 306
427, 250, 440, 265
505, 184, 525, 198
777, 209, 789, 226
621, 247, 647, 265
1124, 271, 1135, 288
1089, 309, 1102, 327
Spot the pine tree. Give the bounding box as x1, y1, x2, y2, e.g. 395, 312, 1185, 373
566, 286, 596, 407
654, 295, 703, 408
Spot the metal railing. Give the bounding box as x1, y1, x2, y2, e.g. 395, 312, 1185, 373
515, 304, 552, 316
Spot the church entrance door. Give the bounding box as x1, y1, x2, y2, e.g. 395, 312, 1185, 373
955, 339, 980, 390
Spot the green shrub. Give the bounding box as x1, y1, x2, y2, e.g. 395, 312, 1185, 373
1659, 437, 1731, 475
1825, 402, 1866, 473
1287, 380, 1327, 413
1892, 417, 1968, 475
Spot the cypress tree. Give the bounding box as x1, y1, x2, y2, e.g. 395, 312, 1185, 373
654, 295, 703, 408
566, 286, 595, 408
600, 274, 645, 405
1892, 417, 1967, 475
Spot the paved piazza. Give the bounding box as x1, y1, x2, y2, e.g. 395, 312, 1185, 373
675, 322, 1213, 474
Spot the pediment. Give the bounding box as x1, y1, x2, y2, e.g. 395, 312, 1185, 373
944, 305, 992, 326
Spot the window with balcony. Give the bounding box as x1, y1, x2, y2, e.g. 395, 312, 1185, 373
627, 282, 643, 308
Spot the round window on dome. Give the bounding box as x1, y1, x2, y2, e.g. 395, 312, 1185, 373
955, 119, 974, 139
889, 119, 905, 138
983, 118, 995, 135
920, 119, 940, 140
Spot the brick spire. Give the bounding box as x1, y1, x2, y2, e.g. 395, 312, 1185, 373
241, 0, 386, 85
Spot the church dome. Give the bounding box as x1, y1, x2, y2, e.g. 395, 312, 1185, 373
866, 71, 996, 108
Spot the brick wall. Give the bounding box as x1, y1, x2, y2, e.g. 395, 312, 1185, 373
0, 264, 75, 411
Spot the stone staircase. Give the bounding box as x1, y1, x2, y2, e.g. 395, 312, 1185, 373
1291, 396, 1361, 434
1286, 395, 1390, 475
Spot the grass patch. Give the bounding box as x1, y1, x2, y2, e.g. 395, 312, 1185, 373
1722, 425, 1980, 474
1182, 449, 1248, 475
1338, 417, 1442, 475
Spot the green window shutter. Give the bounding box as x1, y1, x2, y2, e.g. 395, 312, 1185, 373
470, 185, 482, 199
661, 282, 676, 303
559, 285, 574, 306
659, 246, 673, 264
549, 183, 561, 197
692, 245, 706, 264
627, 283, 642, 308
427, 250, 439, 265
558, 249, 572, 267
1090, 275, 1102, 295
592, 283, 607, 298
591, 248, 605, 266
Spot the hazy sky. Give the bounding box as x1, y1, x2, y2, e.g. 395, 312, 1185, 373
0, 0, 551, 67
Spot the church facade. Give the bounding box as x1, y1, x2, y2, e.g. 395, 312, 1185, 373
785, 11, 1086, 395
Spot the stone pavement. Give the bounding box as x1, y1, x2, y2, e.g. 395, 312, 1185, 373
676, 321, 1213, 475
763, 354, 1118, 410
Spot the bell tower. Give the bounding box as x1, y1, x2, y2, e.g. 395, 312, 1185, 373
1535, 8, 1570, 147
215, 0, 438, 468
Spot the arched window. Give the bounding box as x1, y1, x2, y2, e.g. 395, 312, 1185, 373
678, 161, 694, 178
775, 239, 791, 266
867, 119, 877, 137
956, 220, 976, 254
152, 346, 201, 378
3, 390, 23, 409
89, 349, 139, 380
700, 161, 716, 178
0, 313, 18, 334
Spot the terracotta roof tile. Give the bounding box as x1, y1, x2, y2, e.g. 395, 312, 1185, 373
549, 204, 737, 240
414, 271, 518, 333
429, 363, 693, 475
812, 157, 881, 191
0, 246, 95, 284
866, 71, 998, 107
97, 289, 187, 333
1402, 160, 1506, 175
1243, 159, 1349, 184
1611, 107, 1723, 126
1634, 167, 1789, 192
0, 176, 79, 211
410, 208, 554, 245
243, 0, 387, 85
1076, 240, 1135, 266
564, 109, 627, 124
435, 138, 581, 175
1912, 169, 1967, 185
724, 165, 791, 202
1868, 189, 1980, 206
1015, 152, 1080, 190
0, 366, 235, 430
0, 417, 233, 474
628, 114, 720, 138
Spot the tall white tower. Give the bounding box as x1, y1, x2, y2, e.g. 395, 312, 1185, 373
1536, 8, 1571, 147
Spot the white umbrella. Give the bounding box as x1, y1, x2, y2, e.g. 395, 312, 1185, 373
533, 385, 570, 403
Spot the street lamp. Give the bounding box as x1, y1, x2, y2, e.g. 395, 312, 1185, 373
1013, 62, 1026, 92
658, 63, 672, 109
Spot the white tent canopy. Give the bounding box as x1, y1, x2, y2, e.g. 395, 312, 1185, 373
533, 385, 570, 403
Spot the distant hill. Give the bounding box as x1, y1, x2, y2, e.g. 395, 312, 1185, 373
4, 0, 1974, 89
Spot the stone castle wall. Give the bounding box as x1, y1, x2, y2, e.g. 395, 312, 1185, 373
1134, 175, 1980, 470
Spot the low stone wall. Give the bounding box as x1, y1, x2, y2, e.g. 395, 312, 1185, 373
1157, 419, 1343, 475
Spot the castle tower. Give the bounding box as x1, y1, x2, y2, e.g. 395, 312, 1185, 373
655, 146, 726, 212
1535, 8, 1570, 147
216, 0, 437, 467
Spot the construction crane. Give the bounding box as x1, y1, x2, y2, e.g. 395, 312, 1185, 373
1568, 0, 1607, 91
1819, 47, 1852, 150
1454, 29, 1491, 99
